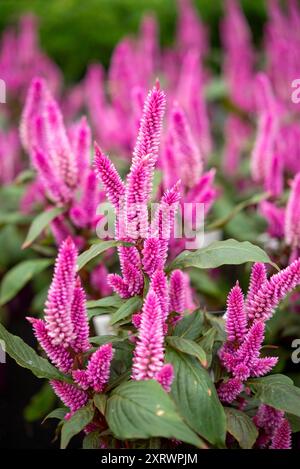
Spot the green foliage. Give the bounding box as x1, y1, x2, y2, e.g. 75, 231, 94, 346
225, 408, 258, 449
106, 380, 206, 448
60, 401, 95, 449
169, 239, 275, 271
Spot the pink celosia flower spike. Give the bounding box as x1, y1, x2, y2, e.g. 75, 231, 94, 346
245, 263, 267, 312
44, 237, 77, 347
169, 270, 186, 314
20, 76, 49, 153
246, 258, 300, 323
170, 102, 203, 188
27, 317, 73, 373
156, 364, 174, 392
132, 82, 166, 166
217, 377, 244, 404
132, 290, 164, 381
50, 380, 88, 420
285, 173, 300, 255
94, 142, 125, 209
74, 342, 113, 392
225, 282, 247, 345
151, 270, 169, 323
73, 116, 91, 184
70, 277, 90, 353
270, 419, 292, 449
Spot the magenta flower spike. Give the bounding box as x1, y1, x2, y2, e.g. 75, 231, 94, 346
169, 269, 186, 314
217, 378, 244, 404
151, 270, 169, 323
156, 364, 174, 392
259, 201, 285, 239
225, 282, 247, 345
246, 258, 300, 323
44, 237, 77, 347
73, 116, 91, 184
142, 238, 163, 277
20, 76, 49, 153
27, 317, 73, 373
50, 380, 88, 419
254, 404, 284, 437
132, 290, 164, 381
176, 0, 208, 57
32, 147, 71, 205
170, 102, 203, 188
86, 343, 114, 392
70, 277, 90, 353
245, 263, 267, 312
94, 142, 125, 209
44, 97, 78, 189
264, 152, 283, 198
107, 274, 131, 299
285, 173, 300, 252
270, 419, 292, 450
132, 81, 166, 166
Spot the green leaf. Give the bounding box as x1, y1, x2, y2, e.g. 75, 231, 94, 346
287, 413, 300, 433
42, 407, 68, 424
0, 322, 68, 381
87, 296, 124, 310
77, 240, 122, 270
248, 374, 300, 417
0, 259, 52, 305
94, 394, 107, 415
225, 407, 258, 449
106, 380, 206, 448
22, 206, 65, 248
60, 402, 95, 449
110, 296, 143, 326
89, 335, 123, 346
24, 382, 56, 422
173, 310, 204, 340
0, 212, 32, 226
166, 348, 226, 447
166, 336, 207, 367
83, 431, 101, 449
169, 239, 275, 271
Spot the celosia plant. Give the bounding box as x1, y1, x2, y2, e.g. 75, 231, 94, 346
2, 0, 300, 453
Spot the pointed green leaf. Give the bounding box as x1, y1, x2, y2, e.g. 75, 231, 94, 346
166, 348, 226, 447
110, 296, 143, 325
248, 374, 300, 417
61, 402, 95, 449
42, 407, 68, 424
173, 310, 204, 340
77, 240, 122, 270
106, 380, 206, 448
167, 336, 207, 367
169, 239, 275, 271
0, 259, 52, 305
22, 206, 65, 248
0, 322, 68, 381
225, 407, 258, 449
83, 431, 101, 449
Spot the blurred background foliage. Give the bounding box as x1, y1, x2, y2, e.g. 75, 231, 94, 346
0, 0, 266, 83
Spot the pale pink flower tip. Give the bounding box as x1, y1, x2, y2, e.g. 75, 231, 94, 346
225, 282, 247, 344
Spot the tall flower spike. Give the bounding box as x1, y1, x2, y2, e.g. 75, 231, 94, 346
50, 380, 88, 419
132, 290, 164, 381
142, 238, 163, 277
79, 343, 114, 393
285, 172, 300, 252
234, 321, 265, 377
245, 263, 267, 312
132, 82, 166, 166
246, 258, 300, 322
32, 147, 71, 205
151, 270, 169, 323
73, 116, 91, 184
270, 419, 292, 450
27, 318, 73, 373
225, 282, 247, 345
44, 97, 78, 188
70, 277, 90, 353
94, 142, 125, 209
169, 270, 186, 314
264, 152, 283, 198
170, 103, 203, 188
44, 237, 77, 347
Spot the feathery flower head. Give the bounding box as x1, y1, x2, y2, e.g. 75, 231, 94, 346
156, 363, 174, 392
225, 281, 247, 345
218, 377, 244, 403
132, 289, 164, 381
270, 418, 292, 450
50, 380, 88, 420
285, 172, 300, 251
